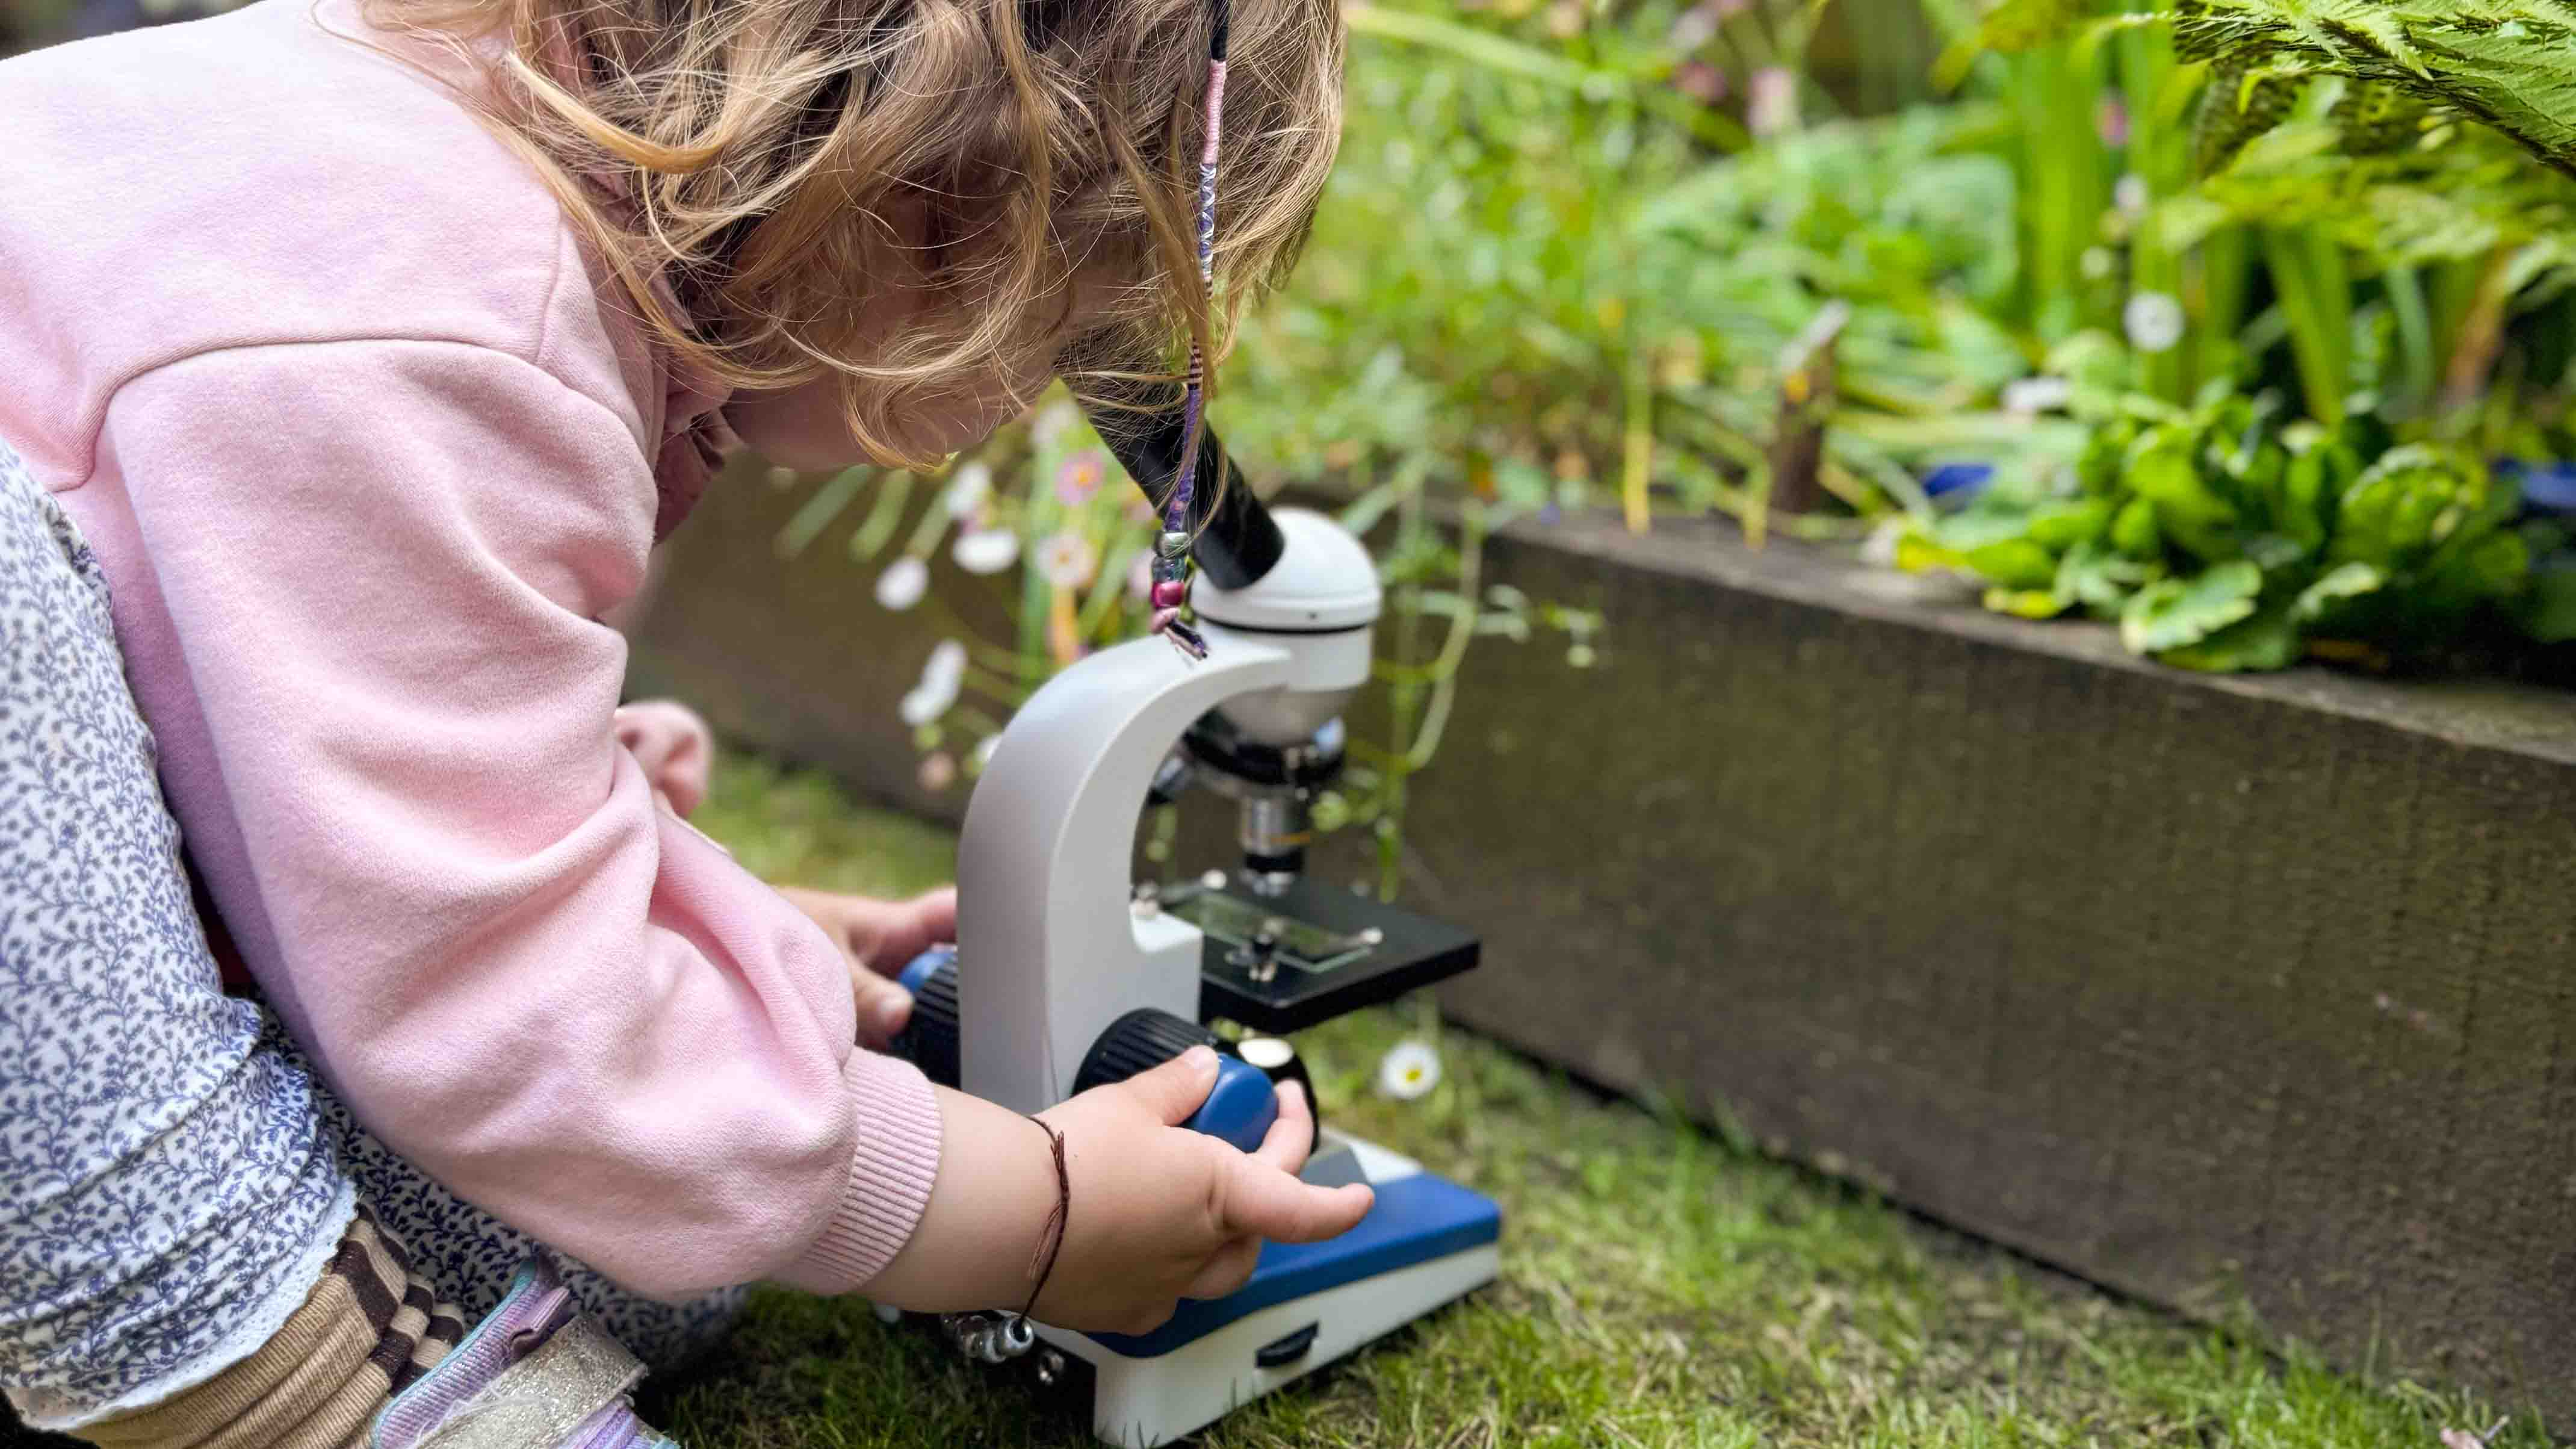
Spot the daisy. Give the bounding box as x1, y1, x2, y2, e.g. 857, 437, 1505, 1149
2003, 376, 2072, 416
942, 462, 992, 520
2123, 292, 2185, 354
952, 527, 1020, 576
1056, 451, 1106, 507
1376, 1040, 1443, 1101
1031, 400, 1081, 451
1036, 531, 1098, 591
899, 641, 968, 727
874, 556, 929, 612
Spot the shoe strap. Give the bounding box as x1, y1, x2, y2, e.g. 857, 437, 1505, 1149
408, 1314, 648, 1449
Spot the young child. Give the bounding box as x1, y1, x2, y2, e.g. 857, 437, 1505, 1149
0, 0, 1366, 1442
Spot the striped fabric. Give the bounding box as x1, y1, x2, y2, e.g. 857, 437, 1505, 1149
79, 1210, 466, 1449
329, 1212, 468, 1397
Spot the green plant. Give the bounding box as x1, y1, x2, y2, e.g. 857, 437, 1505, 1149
781, 401, 1598, 898
2168, 0, 2576, 181
1230, 0, 2037, 538
1901, 389, 2539, 669
1886, 0, 2576, 672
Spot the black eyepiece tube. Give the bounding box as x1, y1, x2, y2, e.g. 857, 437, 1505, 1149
1079, 385, 1284, 592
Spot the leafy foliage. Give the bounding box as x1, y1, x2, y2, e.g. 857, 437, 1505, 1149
788, 400, 1599, 895
1899, 392, 2542, 669
2169, 0, 2576, 179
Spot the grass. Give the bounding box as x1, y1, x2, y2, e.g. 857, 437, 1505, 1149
651, 751, 2546, 1449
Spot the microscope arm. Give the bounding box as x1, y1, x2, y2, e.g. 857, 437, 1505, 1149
956, 632, 1291, 1115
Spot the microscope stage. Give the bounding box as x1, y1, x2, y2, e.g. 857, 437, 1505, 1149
1160, 874, 1480, 1032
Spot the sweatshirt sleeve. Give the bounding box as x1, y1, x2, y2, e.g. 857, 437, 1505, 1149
96, 338, 940, 1300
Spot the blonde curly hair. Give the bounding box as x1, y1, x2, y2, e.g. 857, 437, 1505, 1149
361, 0, 1344, 465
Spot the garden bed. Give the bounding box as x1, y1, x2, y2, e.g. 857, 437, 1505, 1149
628, 457, 2576, 1427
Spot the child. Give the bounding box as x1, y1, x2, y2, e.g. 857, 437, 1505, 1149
0, 0, 1366, 1442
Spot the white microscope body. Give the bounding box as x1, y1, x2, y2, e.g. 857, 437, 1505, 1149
939, 507, 1500, 1447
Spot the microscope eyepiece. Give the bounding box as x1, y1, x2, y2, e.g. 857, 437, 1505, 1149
1076, 382, 1284, 592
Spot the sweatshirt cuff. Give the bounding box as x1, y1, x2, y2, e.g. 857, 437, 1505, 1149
773, 1047, 943, 1294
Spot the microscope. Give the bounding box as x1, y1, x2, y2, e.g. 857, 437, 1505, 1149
882, 400, 1500, 1447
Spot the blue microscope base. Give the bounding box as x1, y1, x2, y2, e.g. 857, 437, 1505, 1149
1041, 1140, 1500, 1448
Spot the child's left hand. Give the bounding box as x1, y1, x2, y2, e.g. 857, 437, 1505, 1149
613, 701, 715, 818
776, 886, 958, 1047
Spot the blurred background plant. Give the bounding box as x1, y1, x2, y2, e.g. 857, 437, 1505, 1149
1896, 0, 2576, 671
770, 402, 1601, 898
27, 0, 2576, 831
755, 0, 2576, 881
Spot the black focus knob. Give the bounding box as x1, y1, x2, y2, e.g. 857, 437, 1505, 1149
1071, 1008, 1227, 1097
889, 952, 962, 1090
1068, 1010, 1322, 1156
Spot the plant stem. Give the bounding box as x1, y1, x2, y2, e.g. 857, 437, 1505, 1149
1402, 509, 1488, 774
2262, 226, 2350, 426
1622, 346, 1653, 533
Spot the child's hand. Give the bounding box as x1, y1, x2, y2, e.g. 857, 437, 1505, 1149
1032, 1047, 1373, 1335
776, 886, 957, 1046
848, 1052, 1370, 1332
611, 701, 714, 818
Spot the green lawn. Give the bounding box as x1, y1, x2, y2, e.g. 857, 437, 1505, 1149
655, 753, 2538, 1449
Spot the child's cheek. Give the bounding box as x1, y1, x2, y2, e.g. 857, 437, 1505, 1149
725, 378, 863, 471
727, 364, 1041, 470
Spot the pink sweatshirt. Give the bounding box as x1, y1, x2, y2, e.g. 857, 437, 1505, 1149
0, 0, 944, 1299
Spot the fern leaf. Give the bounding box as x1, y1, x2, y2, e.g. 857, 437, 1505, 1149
2333, 78, 2432, 153
2171, 0, 2576, 178
2194, 55, 2308, 173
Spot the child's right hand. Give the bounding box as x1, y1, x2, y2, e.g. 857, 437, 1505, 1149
1032, 1046, 1372, 1335
853, 1047, 1373, 1336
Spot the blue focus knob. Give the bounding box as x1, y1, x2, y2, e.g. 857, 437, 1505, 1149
1186, 1056, 1281, 1154
896, 945, 954, 999
888, 946, 961, 1089
1073, 1008, 1281, 1155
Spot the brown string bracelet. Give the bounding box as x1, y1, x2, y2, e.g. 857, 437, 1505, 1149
1016, 1113, 1070, 1323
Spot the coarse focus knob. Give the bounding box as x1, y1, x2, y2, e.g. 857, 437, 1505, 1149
1075, 1009, 1279, 1154
890, 946, 961, 1090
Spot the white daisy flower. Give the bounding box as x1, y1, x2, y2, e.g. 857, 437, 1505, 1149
1036, 532, 1098, 591
1376, 1040, 1443, 1101
1032, 400, 1082, 451
1667, 4, 1718, 52
874, 556, 929, 612
942, 462, 992, 520
924, 639, 968, 690
899, 684, 953, 728
899, 641, 969, 727
952, 527, 1021, 576
2002, 376, 2072, 416
2123, 291, 2185, 354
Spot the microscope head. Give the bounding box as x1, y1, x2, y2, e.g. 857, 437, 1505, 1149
1192, 508, 1381, 745
1082, 385, 1379, 748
